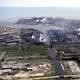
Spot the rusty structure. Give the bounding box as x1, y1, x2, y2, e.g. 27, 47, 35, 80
52, 42, 80, 61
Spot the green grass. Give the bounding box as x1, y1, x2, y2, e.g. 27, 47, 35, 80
2, 43, 49, 57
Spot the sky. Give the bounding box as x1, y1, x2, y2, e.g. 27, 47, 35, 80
0, 0, 80, 7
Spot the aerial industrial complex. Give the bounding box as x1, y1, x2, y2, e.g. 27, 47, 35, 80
0, 17, 80, 80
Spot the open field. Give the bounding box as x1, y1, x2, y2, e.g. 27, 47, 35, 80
3, 44, 49, 57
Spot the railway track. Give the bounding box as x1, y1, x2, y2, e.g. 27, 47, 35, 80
0, 75, 80, 80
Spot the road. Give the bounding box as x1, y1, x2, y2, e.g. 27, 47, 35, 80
42, 30, 65, 79
48, 47, 64, 80
0, 51, 6, 61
